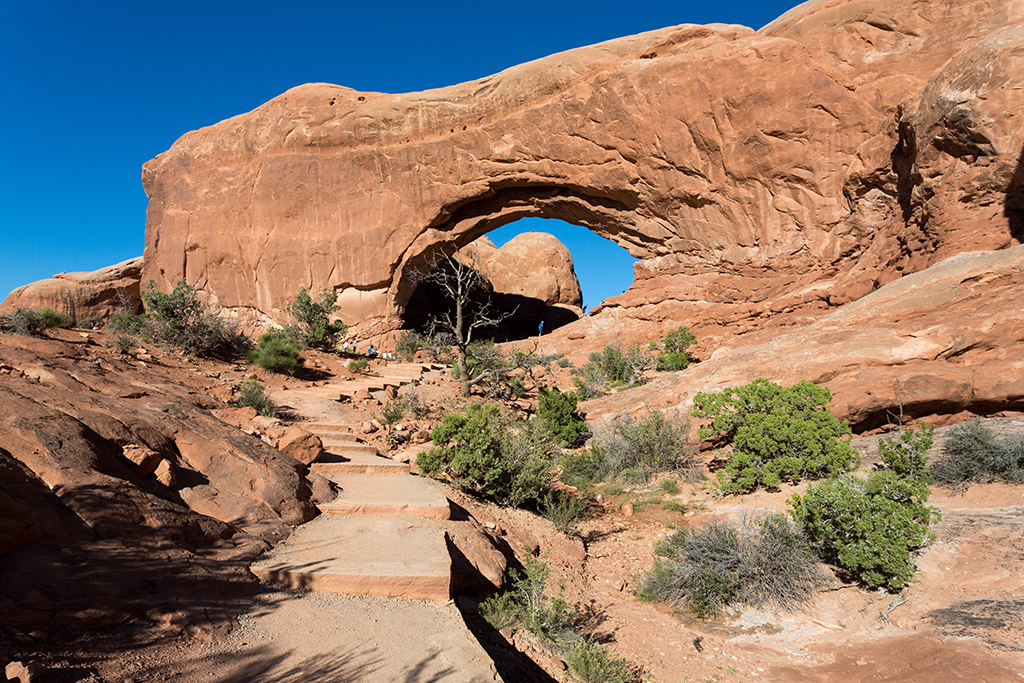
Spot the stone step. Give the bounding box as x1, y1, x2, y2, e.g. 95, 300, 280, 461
301, 424, 359, 438
321, 441, 378, 456
312, 451, 409, 475
250, 515, 451, 601
319, 472, 450, 520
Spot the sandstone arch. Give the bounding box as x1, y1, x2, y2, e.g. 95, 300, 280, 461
141, 0, 1024, 349
390, 183, 647, 313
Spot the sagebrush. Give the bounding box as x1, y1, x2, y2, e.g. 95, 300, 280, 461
635, 513, 827, 618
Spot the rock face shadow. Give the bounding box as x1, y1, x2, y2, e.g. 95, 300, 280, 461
1006, 144, 1024, 242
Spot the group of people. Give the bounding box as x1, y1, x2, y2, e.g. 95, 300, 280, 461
340, 337, 398, 361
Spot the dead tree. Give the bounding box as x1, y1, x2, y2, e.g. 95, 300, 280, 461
409, 248, 514, 397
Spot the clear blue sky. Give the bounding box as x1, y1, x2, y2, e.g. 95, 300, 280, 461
0, 0, 800, 307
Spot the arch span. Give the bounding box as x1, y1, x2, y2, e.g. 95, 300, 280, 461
141, 2, 1023, 350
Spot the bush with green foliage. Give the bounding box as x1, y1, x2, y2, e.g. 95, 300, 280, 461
596, 409, 696, 484
790, 425, 938, 590
234, 379, 276, 417
247, 329, 305, 375
142, 280, 251, 358
570, 343, 653, 398
480, 554, 576, 652
347, 358, 369, 374
537, 387, 589, 447
39, 307, 72, 329
395, 329, 422, 362
78, 315, 104, 330
564, 638, 634, 683
540, 490, 592, 535
286, 287, 348, 350
418, 403, 559, 506
932, 419, 1024, 485
635, 513, 827, 618
655, 325, 696, 371
692, 378, 859, 493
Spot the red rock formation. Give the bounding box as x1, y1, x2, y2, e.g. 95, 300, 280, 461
141, 0, 1023, 353
1, 257, 142, 323
0, 333, 320, 632
581, 244, 1024, 432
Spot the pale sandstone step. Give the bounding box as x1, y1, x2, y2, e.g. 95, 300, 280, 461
250, 515, 451, 601
319, 472, 450, 520
312, 451, 409, 475
321, 441, 378, 456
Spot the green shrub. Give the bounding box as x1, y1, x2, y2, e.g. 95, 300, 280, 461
790, 471, 937, 590
655, 325, 696, 372
692, 378, 859, 493
659, 479, 681, 495
880, 423, 934, 481
932, 419, 1024, 485
540, 490, 591, 535
286, 287, 348, 350
557, 357, 572, 368
479, 554, 576, 652
109, 311, 148, 335
564, 638, 633, 683
558, 448, 610, 490
570, 361, 608, 399
142, 280, 252, 358
570, 343, 653, 398
395, 329, 421, 362
636, 513, 827, 618
347, 358, 369, 374
39, 306, 71, 329
599, 409, 696, 483
537, 387, 589, 447
247, 329, 305, 375
78, 315, 104, 329
662, 499, 687, 513
418, 403, 558, 507
234, 379, 276, 417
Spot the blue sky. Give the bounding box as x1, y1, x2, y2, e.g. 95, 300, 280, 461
0, 0, 801, 307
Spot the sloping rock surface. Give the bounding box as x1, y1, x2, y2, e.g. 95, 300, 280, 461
1, 257, 143, 323
142, 0, 1023, 351
582, 244, 1024, 432
0, 333, 318, 633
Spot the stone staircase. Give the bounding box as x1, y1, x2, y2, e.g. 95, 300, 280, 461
253, 361, 454, 600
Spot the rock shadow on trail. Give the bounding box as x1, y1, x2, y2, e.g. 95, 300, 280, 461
142, 644, 381, 683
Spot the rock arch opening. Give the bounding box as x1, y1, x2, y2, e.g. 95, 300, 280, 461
399, 214, 639, 342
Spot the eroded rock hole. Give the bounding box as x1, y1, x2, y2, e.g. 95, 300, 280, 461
402, 217, 637, 341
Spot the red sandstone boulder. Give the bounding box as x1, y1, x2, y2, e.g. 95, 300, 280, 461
1, 256, 142, 323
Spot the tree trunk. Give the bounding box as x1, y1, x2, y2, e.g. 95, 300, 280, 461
457, 346, 471, 397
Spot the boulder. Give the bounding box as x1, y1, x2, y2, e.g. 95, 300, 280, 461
1, 257, 143, 323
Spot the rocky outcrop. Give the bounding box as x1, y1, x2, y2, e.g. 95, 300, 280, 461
465, 233, 583, 334
582, 244, 1024, 433
141, 0, 1023, 352
1, 257, 143, 323
0, 333, 320, 632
